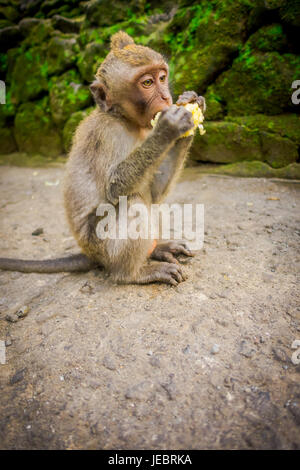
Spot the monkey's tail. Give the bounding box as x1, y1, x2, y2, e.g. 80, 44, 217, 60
0, 253, 98, 273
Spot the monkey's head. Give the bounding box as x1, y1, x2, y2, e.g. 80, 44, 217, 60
90, 31, 172, 129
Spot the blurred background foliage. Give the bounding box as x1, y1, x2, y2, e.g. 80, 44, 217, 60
0, 0, 299, 178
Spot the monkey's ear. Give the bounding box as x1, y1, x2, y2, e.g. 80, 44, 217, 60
90, 80, 111, 111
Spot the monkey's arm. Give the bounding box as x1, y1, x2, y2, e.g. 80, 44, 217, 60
106, 106, 193, 204
151, 135, 193, 203
106, 132, 172, 205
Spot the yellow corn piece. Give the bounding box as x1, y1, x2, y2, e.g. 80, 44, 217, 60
151, 102, 205, 137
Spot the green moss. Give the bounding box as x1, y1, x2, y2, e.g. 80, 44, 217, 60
191, 121, 262, 163
10, 46, 49, 104
0, 90, 16, 122
0, 152, 67, 167
214, 51, 300, 115
0, 127, 17, 154
49, 70, 92, 126
246, 24, 287, 53
14, 97, 63, 157
225, 114, 300, 145
22, 19, 54, 47
0, 52, 7, 74
199, 161, 300, 179
191, 120, 298, 168
165, 1, 250, 95
77, 42, 108, 82
46, 36, 80, 76
62, 107, 93, 152
2, 0, 300, 170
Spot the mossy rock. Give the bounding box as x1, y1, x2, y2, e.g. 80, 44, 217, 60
204, 88, 225, 121
39, 0, 84, 18
166, 1, 251, 95
18, 18, 41, 36
21, 19, 54, 47
191, 120, 298, 168
0, 5, 20, 22
10, 46, 49, 104
191, 121, 262, 164
49, 70, 92, 126
46, 35, 79, 75
14, 97, 63, 157
246, 24, 288, 53
62, 107, 93, 152
213, 51, 300, 115
0, 19, 13, 29
85, 0, 144, 27
0, 26, 22, 52
260, 131, 298, 168
5, 47, 21, 82
51, 14, 82, 34
0, 89, 17, 122
225, 114, 300, 145
172, 39, 239, 95
0, 127, 17, 154
279, 0, 300, 28
206, 161, 300, 180
77, 41, 108, 82
18, 0, 44, 17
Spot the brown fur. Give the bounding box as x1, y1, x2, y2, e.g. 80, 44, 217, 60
0, 32, 205, 285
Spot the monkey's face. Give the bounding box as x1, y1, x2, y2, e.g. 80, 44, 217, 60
121, 64, 172, 129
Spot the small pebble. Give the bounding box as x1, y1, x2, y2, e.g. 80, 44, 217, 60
32, 227, 44, 236
102, 355, 117, 371
5, 313, 18, 323
16, 306, 29, 318
211, 344, 220, 354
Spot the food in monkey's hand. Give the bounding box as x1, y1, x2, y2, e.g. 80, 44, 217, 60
151, 102, 205, 137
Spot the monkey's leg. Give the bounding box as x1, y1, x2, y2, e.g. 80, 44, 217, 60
150, 136, 193, 203
77, 213, 186, 286
105, 237, 185, 286
148, 137, 194, 264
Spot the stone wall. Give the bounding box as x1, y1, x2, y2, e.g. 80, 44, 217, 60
0, 0, 299, 177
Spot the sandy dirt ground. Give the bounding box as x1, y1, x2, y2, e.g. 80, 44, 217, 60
0, 165, 299, 450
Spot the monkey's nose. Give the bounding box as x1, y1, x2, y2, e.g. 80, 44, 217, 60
161, 96, 172, 108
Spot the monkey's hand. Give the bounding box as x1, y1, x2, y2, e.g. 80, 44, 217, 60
154, 104, 194, 141
176, 90, 206, 113
150, 241, 194, 265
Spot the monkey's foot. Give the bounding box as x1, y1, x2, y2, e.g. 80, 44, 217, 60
137, 262, 186, 286
150, 241, 194, 265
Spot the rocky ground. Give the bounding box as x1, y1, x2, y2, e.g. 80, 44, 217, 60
0, 165, 299, 450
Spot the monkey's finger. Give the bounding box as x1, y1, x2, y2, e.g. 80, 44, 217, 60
180, 241, 195, 256
153, 269, 178, 286
196, 96, 206, 112
175, 241, 195, 256
168, 263, 184, 280
171, 245, 194, 257
176, 90, 198, 105
161, 251, 179, 264
169, 267, 184, 283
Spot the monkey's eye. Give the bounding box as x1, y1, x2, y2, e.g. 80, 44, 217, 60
159, 75, 166, 82
142, 79, 153, 88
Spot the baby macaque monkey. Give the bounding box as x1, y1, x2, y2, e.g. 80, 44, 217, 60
0, 32, 205, 285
